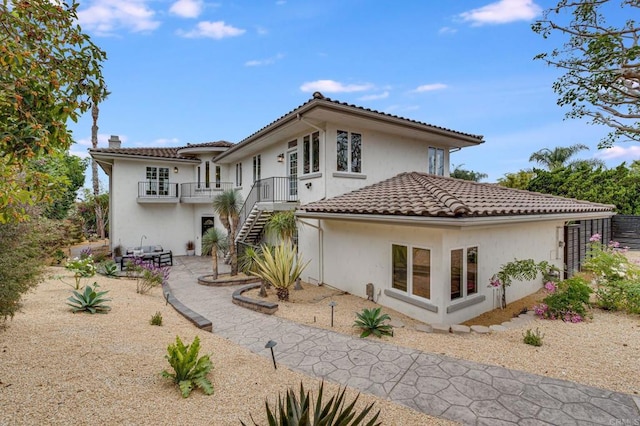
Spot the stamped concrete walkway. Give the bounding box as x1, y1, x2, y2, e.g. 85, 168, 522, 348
167, 256, 640, 425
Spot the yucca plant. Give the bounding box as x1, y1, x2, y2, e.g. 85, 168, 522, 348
202, 227, 227, 280
241, 381, 380, 426
250, 243, 309, 301
353, 307, 393, 338
161, 336, 214, 398
66, 283, 111, 314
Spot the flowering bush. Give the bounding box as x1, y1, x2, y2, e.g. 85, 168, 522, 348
488, 259, 551, 309
582, 234, 640, 314
65, 255, 97, 289
137, 261, 170, 295
533, 276, 591, 322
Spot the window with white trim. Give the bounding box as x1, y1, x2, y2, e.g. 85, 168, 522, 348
197, 166, 201, 189
303, 131, 320, 174
428, 147, 445, 176
146, 166, 170, 195
205, 161, 210, 189
337, 130, 362, 173
450, 246, 478, 301
215, 165, 221, 188
253, 155, 261, 183
392, 244, 431, 300
235, 163, 242, 187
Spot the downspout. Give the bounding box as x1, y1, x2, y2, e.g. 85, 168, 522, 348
297, 218, 324, 285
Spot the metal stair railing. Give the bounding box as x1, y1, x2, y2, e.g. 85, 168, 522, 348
237, 177, 297, 234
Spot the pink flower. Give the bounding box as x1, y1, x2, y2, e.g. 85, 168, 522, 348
533, 303, 548, 317
489, 276, 502, 287
544, 281, 556, 293
589, 233, 601, 242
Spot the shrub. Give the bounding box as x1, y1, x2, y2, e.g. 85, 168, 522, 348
137, 262, 170, 295
523, 328, 544, 347
596, 280, 640, 314
489, 259, 550, 309
150, 311, 163, 326
66, 283, 111, 314
241, 381, 380, 426
582, 236, 639, 284
534, 276, 591, 322
98, 260, 119, 278
161, 336, 213, 398
250, 243, 309, 301
0, 219, 50, 323
353, 307, 393, 338
52, 249, 66, 265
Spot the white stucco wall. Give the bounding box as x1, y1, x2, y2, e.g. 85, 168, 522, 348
309, 218, 565, 324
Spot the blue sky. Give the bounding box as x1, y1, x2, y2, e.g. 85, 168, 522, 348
68, 0, 640, 185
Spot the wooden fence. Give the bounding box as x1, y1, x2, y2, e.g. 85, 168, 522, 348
612, 215, 640, 250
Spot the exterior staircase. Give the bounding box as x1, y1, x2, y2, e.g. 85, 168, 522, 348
235, 177, 298, 247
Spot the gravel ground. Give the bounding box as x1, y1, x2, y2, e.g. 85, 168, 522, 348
0, 270, 450, 426
246, 280, 640, 396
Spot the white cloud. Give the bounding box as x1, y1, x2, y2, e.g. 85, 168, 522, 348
358, 91, 389, 101
438, 26, 457, 35
245, 53, 284, 67
413, 83, 448, 93
77, 0, 160, 35
169, 0, 204, 18
149, 138, 181, 147
596, 145, 640, 161
300, 80, 374, 93
178, 21, 246, 39
459, 0, 542, 26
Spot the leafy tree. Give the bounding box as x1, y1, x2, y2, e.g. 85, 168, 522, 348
528, 143, 603, 170
527, 161, 640, 214
76, 189, 109, 237
533, 0, 640, 147
450, 165, 488, 182
212, 189, 243, 275
498, 170, 536, 189
0, 0, 107, 222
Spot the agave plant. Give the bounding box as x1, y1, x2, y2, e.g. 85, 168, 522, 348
161, 335, 214, 398
241, 381, 380, 426
353, 307, 393, 338
250, 243, 309, 301
66, 283, 111, 314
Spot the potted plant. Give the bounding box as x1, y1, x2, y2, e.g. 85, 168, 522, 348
113, 245, 123, 263
186, 240, 195, 256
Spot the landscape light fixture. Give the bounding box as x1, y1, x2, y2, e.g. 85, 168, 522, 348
173, 166, 179, 173
328, 301, 337, 327
265, 340, 278, 369
277, 153, 285, 163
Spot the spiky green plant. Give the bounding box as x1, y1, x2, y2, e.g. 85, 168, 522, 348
353, 307, 393, 338
201, 227, 226, 280
161, 336, 214, 398
250, 243, 309, 301
66, 283, 111, 314
241, 381, 381, 426
150, 311, 163, 326
98, 260, 119, 277
265, 210, 297, 243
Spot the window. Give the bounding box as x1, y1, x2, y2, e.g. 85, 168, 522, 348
215, 165, 221, 189
392, 244, 431, 300
205, 161, 210, 189
146, 166, 170, 195
428, 147, 445, 176
197, 166, 201, 189
253, 155, 261, 182
337, 130, 362, 173
303, 132, 320, 174
450, 246, 478, 300
235, 163, 242, 187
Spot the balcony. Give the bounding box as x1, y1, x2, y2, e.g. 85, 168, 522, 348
180, 182, 235, 203
137, 181, 179, 204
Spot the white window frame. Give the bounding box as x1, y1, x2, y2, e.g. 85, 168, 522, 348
253, 155, 261, 183
428, 147, 445, 176
235, 162, 242, 187
391, 243, 433, 302
450, 246, 479, 301
215, 165, 221, 189
337, 130, 362, 173
303, 131, 320, 174
145, 166, 170, 196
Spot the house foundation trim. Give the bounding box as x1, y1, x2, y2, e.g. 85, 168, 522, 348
446, 295, 486, 314
384, 289, 438, 313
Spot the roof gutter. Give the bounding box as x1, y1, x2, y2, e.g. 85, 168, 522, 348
295, 210, 615, 229
89, 151, 200, 164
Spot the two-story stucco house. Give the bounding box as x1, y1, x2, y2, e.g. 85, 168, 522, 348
90, 92, 614, 324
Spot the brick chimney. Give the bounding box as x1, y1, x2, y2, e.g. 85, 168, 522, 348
108, 135, 121, 149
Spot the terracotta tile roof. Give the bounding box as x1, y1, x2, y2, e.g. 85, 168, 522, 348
300, 172, 615, 218
90, 141, 234, 160
218, 92, 483, 160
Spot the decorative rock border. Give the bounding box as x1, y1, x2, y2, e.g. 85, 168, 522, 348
197, 274, 261, 287
232, 283, 278, 315
412, 310, 538, 335
161, 282, 212, 332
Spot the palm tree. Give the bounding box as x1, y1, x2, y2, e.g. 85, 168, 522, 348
201, 227, 226, 280
529, 144, 603, 171
265, 210, 297, 244
212, 189, 243, 275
